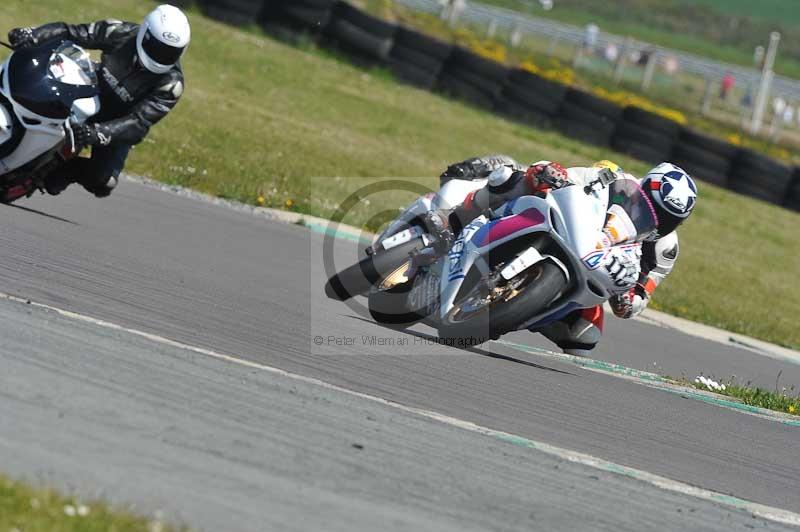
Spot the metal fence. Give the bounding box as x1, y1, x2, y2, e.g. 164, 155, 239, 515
395, 0, 800, 101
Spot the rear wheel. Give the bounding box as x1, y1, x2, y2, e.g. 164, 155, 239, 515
438, 261, 566, 347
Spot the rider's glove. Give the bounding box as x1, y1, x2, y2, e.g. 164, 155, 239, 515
609, 284, 649, 319
8, 27, 37, 49
525, 162, 569, 193
603, 246, 641, 292
72, 123, 112, 151
425, 209, 455, 252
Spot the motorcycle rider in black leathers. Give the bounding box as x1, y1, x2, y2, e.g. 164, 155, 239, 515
7, 4, 190, 197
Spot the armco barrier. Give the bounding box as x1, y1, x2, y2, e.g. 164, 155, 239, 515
219, 0, 800, 211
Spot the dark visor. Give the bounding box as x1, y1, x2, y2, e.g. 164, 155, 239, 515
142, 29, 184, 65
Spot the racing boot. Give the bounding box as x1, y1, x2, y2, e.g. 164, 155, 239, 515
43, 174, 75, 196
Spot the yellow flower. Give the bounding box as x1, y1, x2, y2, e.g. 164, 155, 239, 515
256, 195, 265, 206
789, 404, 797, 415
285, 198, 294, 208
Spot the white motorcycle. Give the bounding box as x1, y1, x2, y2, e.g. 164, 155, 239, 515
0, 40, 100, 203
325, 169, 658, 346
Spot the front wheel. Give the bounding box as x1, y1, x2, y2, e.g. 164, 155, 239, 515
438, 261, 567, 347
324, 238, 426, 301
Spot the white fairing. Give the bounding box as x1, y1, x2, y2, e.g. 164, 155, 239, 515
435, 183, 642, 329
0, 44, 99, 175
0, 104, 12, 145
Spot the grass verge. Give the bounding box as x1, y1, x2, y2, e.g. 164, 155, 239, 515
684, 375, 799, 416
1, 1, 799, 349
0, 474, 180, 532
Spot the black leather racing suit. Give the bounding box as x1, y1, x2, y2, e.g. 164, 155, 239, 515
29, 20, 185, 196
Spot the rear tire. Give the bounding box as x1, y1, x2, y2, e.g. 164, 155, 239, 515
368, 282, 424, 327
438, 261, 567, 347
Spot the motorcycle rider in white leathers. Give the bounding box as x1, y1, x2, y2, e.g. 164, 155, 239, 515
432, 155, 697, 355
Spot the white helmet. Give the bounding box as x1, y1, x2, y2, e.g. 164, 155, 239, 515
136, 5, 191, 74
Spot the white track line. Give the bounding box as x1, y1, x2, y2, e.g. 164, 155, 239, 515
3, 291, 799, 527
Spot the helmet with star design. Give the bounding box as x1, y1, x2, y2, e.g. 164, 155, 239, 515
640, 162, 697, 238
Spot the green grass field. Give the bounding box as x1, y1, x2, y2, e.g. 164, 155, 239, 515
0, 474, 180, 531
1, 0, 799, 351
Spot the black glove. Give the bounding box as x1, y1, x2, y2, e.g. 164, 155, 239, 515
72, 123, 112, 151
8, 27, 36, 49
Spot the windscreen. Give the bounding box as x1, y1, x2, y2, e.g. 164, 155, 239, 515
49, 42, 97, 86
603, 179, 659, 244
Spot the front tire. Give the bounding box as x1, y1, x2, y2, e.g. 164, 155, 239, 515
438, 261, 567, 346
324, 238, 425, 301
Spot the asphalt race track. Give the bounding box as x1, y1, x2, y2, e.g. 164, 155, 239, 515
1, 179, 798, 531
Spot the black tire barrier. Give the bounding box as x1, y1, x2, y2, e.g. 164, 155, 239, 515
556, 101, 617, 146
446, 47, 510, 82
615, 121, 676, 149
621, 106, 681, 139
501, 83, 562, 116
393, 27, 453, 61
508, 69, 568, 101
728, 149, 794, 204
438, 48, 509, 109
260, 0, 335, 35
326, 2, 396, 64
200, 0, 265, 25
786, 169, 800, 211
437, 74, 498, 109
678, 128, 738, 159
611, 136, 672, 164
563, 88, 623, 120
390, 62, 440, 91
495, 98, 553, 129
389, 44, 445, 75
331, 1, 396, 38
327, 19, 394, 62
669, 159, 729, 188
671, 143, 731, 175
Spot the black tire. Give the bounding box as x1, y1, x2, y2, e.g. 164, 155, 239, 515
438, 262, 567, 346
564, 88, 622, 119
331, 2, 396, 38
670, 160, 728, 188
495, 98, 553, 128
612, 136, 672, 164
447, 47, 509, 82
279, 5, 332, 29
390, 62, 440, 90
622, 106, 680, 139
437, 75, 497, 109
671, 143, 731, 175
389, 44, 444, 74
678, 128, 737, 159
324, 238, 425, 301
202, 1, 262, 25
615, 121, 676, 149
557, 118, 613, 146
728, 151, 793, 203
328, 19, 394, 61
785, 169, 800, 211
500, 84, 562, 115
440, 67, 506, 97
393, 27, 453, 60
368, 282, 424, 326
507, 69, 567, 101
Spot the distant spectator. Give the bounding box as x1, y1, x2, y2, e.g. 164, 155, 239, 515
604, 43, 618, 62
720, 72, 735, 100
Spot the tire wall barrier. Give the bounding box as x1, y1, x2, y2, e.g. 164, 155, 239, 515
207, 0, 800, 212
